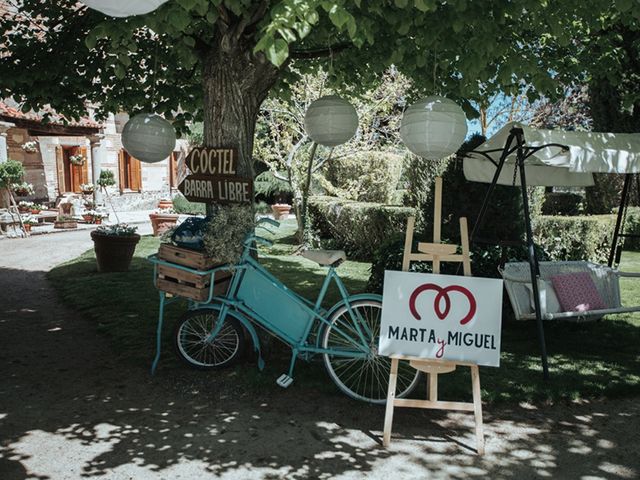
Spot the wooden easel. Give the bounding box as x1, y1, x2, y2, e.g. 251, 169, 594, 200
382, 177, 484, 455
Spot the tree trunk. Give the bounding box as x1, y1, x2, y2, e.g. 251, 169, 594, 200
202, 34, 279, 181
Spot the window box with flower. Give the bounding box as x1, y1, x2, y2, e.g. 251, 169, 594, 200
18, 200, 34, 213
69, 154, 86, 166
21, 141, 38, 154
82, 210, 104, 224
12, 182, 34, 197
80, 183, 95, 194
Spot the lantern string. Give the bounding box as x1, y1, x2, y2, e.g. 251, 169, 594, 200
432, 47, 438, 95
150, 40, 160, 112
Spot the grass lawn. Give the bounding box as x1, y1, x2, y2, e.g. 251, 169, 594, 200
48, 219, 640, 404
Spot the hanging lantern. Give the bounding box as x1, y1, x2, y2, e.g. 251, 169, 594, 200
400, 96, 468, 160
121, 114, 176, 164
304, 95, 359, 147
82, 0, 168, 17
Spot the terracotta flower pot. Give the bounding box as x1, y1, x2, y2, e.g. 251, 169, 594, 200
149, 212, 179, 236
31, 209, 41, 215
23, 223, 32, 233
271, 203, 292, 220
90, 231, 141, 272
157, 199, 173, 210
82, 214, 93, 223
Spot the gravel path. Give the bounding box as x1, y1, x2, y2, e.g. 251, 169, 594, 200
0, 232, 638, 479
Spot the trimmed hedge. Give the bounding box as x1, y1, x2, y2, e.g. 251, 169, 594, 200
308, 196, 415, 260
622, 207, 640, 251
368, 214, 618, 293
534, 215, 615, 264
541, 192, 585, 216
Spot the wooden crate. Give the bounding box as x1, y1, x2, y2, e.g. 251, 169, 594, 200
156, 244, 230, 301
158, 243, 218, 270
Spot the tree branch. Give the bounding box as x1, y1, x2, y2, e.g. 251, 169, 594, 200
291, 42, 352, 59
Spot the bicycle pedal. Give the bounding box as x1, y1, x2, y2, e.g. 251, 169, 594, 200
276, 374, 293, 388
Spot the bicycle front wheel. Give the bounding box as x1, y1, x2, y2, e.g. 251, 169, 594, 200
321, 298, 420, 404
174, 308, 245, 369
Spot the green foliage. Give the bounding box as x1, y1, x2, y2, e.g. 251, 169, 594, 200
172, 194, 206, 215
401, 154, 449, 228
318, 150, 404, 203
585, 174, 626, 214
542, 192, 585, 216
254, 171, 293, 198
0, 160, 25, 188
533, 215, 615, 264
367, 233, 432, 293
204, 205, 255, 265
96, 170, 116, 188
423, 135, 525, 245
308, 195, 415, 260
621, 207, 640, 251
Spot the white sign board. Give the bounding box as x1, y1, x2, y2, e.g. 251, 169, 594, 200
379, 271, 503, 367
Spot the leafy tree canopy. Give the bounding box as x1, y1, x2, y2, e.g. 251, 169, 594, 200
2, 0, 636, 135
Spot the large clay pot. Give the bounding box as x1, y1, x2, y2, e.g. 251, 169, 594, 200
91, 231, 141, 272
149, 212, 179, 236
271, 203, 292, 220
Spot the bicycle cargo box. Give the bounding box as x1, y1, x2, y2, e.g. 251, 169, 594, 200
156, 245, 231, 301
158, 244, 218, 270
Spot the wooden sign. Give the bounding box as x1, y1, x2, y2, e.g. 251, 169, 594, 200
178, 173, 253, 204
179, 146, 252, 204
185, 147, 239, 176
379, 271, 503, 367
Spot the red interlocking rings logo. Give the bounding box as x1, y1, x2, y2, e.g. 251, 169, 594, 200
409, 283, 477, 325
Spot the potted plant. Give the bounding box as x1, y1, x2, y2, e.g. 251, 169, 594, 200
18, 200, 34, 213
21, 141, 38, 154
30, 203, 43, 214
54, 214, 78, 229
157, 198, 173, 210
84, 200, 96, 210
91, 223, 140, 272
149, 206, 179, 236
82, 210, 104, 224
254, 171, 293, 220
22, 215, 38, 232
80, 183, 95, 194
69, 153, 86, 166
11, 181, 34, 197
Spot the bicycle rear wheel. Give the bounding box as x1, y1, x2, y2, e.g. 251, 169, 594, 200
174, 308, 245, 369
321, 298, 420, 403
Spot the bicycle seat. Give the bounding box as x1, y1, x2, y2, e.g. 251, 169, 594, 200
301, 249, 346, 267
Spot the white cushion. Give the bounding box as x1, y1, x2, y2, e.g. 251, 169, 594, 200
301, 249, 346, 266
525, 280, 561, 314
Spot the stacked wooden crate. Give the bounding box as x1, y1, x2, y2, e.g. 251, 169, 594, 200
156, 244, 232, 301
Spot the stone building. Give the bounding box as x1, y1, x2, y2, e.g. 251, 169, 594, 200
0, 100, 187, 209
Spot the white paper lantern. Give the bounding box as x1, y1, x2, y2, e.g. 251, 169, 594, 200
400, 96, 468, 159
304, 95, 359, 147
82, 0, 168, 17
121, 113, 176, 163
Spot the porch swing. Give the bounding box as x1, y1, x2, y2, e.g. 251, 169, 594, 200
462, 122, 640, 378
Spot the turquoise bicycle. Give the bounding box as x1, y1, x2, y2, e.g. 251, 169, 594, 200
150, 218, 419, 403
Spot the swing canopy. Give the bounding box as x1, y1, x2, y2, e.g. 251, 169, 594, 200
463, 121, 640, 186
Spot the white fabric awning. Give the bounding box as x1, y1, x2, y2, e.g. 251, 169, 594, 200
464, 121, 640, 187
82, 1, 168, 17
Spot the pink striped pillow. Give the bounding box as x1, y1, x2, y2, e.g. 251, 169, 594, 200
550, 272, 606, 313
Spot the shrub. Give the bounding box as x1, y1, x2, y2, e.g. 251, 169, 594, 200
172, 194, 206, 215
308, 195, 415, 260
319, 150, 404, 204
618, 207, 640, 251
541, 191, 585, 216
533, 215, 615, 264
421, 135, 525, 245
0, 159, 25, 188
